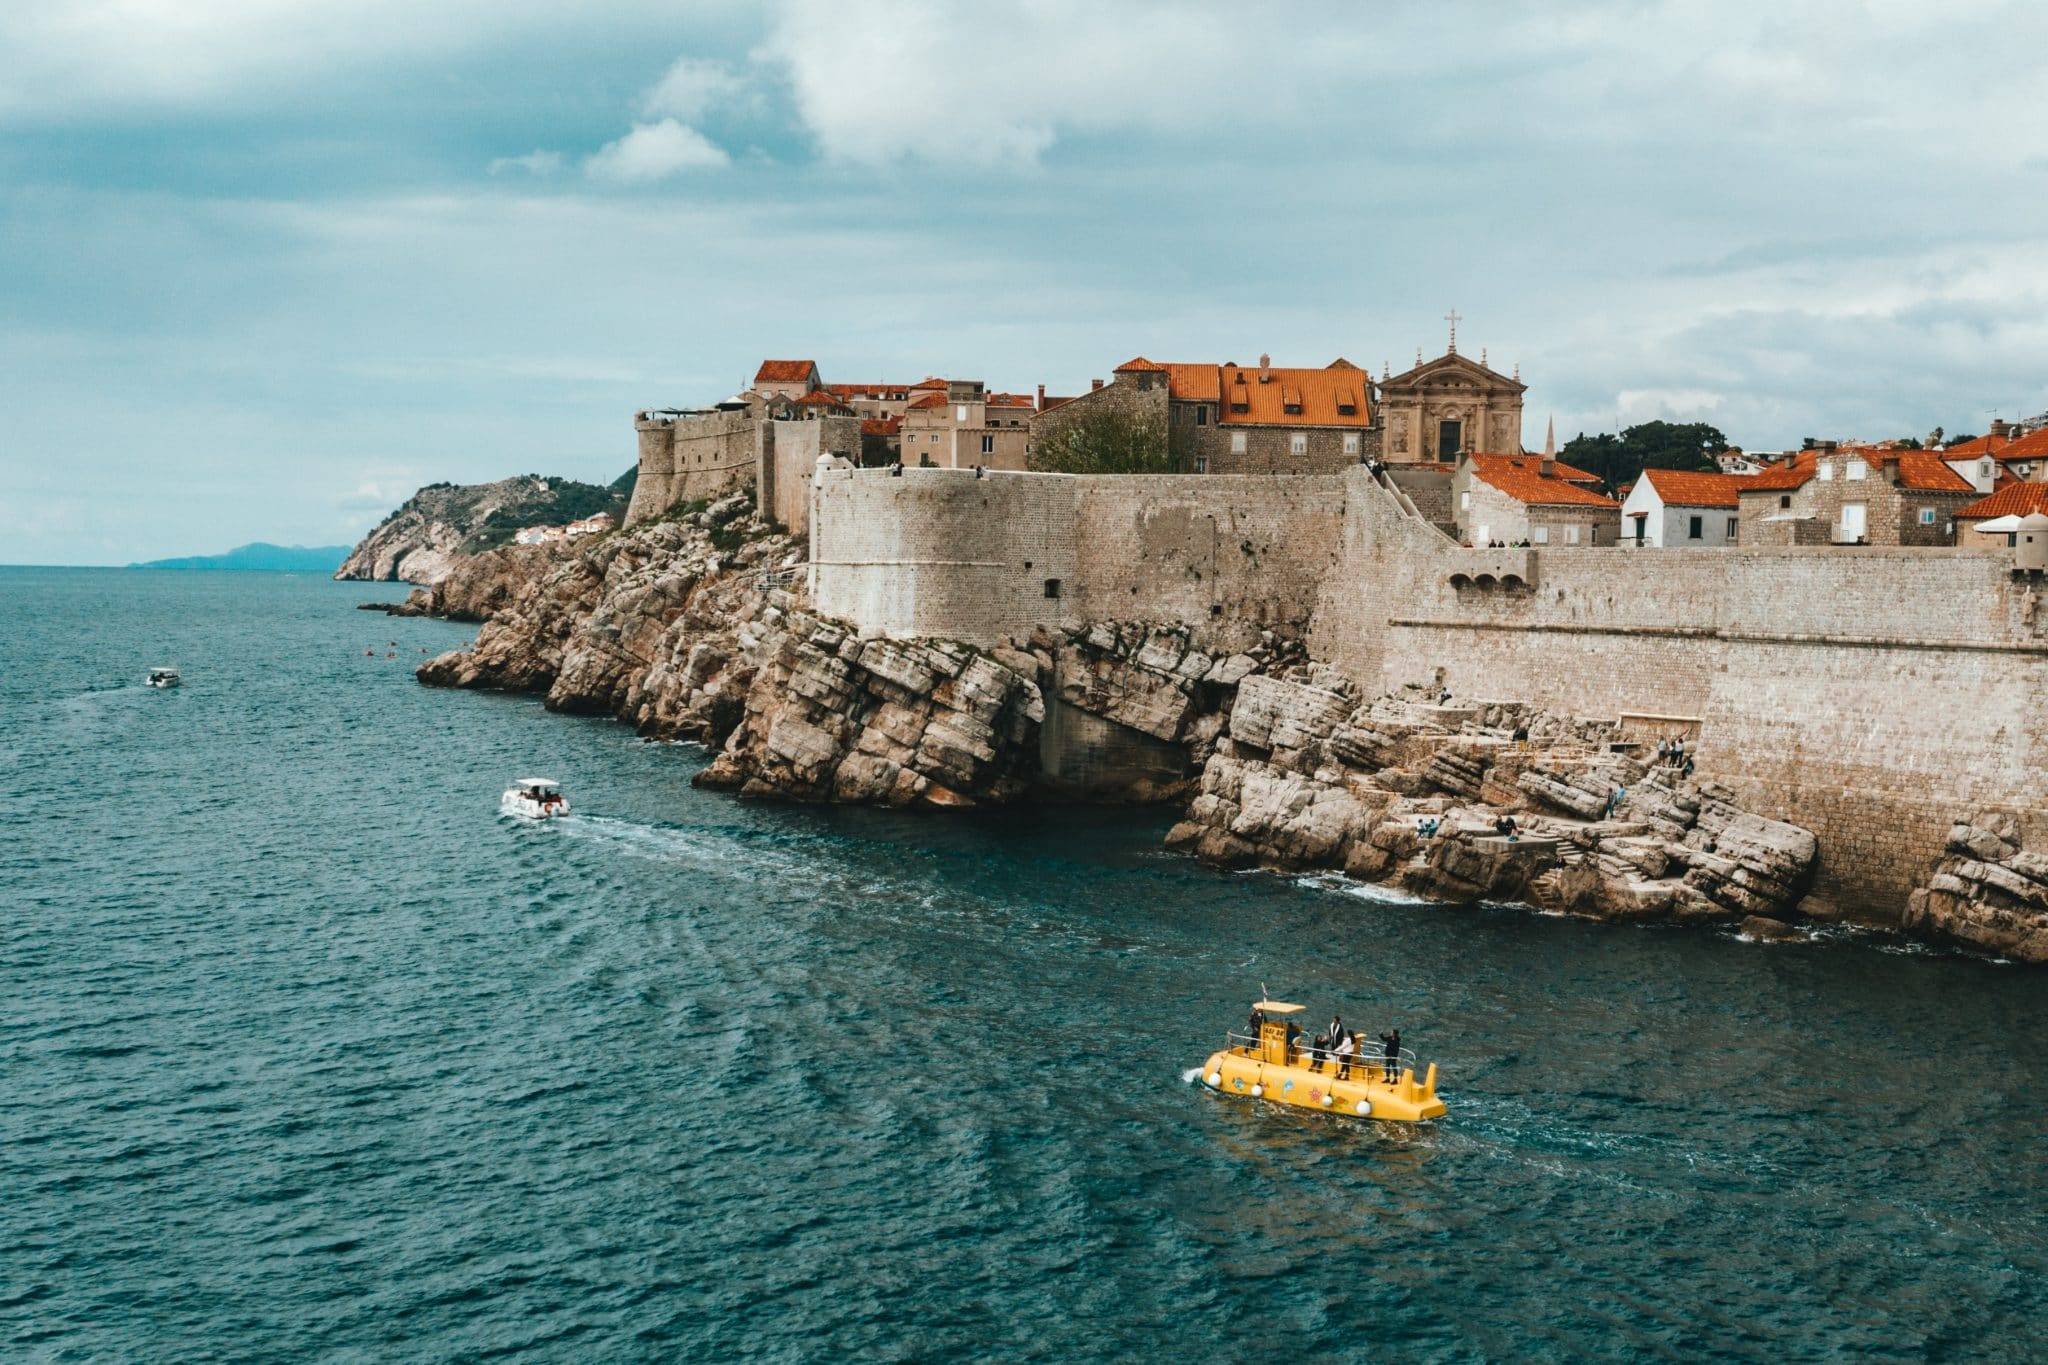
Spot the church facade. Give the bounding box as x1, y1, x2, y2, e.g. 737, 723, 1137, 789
1377, 349, 1527, 462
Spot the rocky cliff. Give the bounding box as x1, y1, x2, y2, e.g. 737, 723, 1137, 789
337, 473, 630, 584
1906, 817, 2048, 963
1166, 676, 1821, 935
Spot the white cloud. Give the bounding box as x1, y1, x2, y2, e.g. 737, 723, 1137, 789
585, 120, 730, 182
641, 57, 748, 121
489, 149, 564, 176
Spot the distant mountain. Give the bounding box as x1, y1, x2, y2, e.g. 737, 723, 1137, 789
335, 472, 633, 584
131, 542, 351, 573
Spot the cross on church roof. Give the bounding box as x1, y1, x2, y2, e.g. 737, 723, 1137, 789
1445, 308, 1462, 354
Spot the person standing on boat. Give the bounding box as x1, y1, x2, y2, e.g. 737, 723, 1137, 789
1379, 1028, 1401, 1083
1284, 1018, 1303, 1063
1333, 1028, 1356, 1081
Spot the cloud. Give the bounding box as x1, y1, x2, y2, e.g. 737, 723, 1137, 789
641, 57, 749, 121
489, 150, 565, 176
584, 119, 730, 182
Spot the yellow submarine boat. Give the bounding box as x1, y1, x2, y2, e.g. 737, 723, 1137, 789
1200, 1000, 1446, 1122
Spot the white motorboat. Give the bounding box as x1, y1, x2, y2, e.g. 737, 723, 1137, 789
146, 667, 181, 689
501, 777, 569, 819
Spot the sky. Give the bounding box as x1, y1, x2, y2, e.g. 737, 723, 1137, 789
4, 0, 2047, 564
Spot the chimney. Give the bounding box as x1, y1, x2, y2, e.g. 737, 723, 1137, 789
1990, 418, 2012, 440
1258, 353, 1272, 383
1090, 377, 1104, 392
1036, 382, 1046, 410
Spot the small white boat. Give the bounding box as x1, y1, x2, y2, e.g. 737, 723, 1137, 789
501, 777, 569, 819
146, 667, 181, 689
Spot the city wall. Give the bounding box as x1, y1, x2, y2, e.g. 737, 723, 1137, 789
759, 416, 860, 535
1313, 475, 2048, 910
809, 468, 1344, 651
627, 411, 758, 525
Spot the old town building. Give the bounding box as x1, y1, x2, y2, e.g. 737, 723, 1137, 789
1738, 445, 1977, 546
1619, 468, 1748, 547
1377, 344, 1527, 463
1452, 452, 1620, 546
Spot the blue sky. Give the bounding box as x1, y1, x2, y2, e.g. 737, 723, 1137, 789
4, 1, 2046, 563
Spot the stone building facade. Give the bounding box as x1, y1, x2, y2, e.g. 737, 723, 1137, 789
1739, 446, 1978, 547
901, 380, 1033, 470
1028, 355, 1380, 475
1378, 349, 1527, 462
1452, 454, 1621, 546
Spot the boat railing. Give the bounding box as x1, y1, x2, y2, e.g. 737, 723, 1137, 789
1223, 1031, 1419, 1071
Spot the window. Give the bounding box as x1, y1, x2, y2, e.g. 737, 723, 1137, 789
955, 404, 968, 421
1818, 460, 1834, 481
1779, 495, 1792, 509
1846, 458, 1867, 480
1476, 523, 1491, 545
1531, 527, 1549, 544
1981, 459, 1994, 479
1840, 502, 1867, 541
1727, 517, 1739, 538
1230, 432, 1247, 454
1688, 515, 1703, 540
1194, 405, 1208, 426
1565, 525, 1581, 545
1460, 491, 1471, 510
1919, 506, 1936, 525
980, 433, 994, 454
1043, 578, 1062, 599
1343, 433, 1360, 455
1290, 433, 1307, 456
1194, 455, 1208, 473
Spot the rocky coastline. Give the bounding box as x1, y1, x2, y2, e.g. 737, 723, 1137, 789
401, 495, 2040, 963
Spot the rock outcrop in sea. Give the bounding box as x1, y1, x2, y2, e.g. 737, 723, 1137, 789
1164, 676, 1820, 932
1906, 817, 2048, 962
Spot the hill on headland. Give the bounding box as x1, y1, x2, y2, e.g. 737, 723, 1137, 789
131, 542, 351, 573
336, 472, 632, 584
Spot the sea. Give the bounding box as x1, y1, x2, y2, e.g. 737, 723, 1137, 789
2, 566, 2044, 1362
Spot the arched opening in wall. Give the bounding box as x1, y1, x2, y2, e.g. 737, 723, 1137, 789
1501, 574, 1526, 590
1448, 573, 1473, 589
1475, 574, 1498, 588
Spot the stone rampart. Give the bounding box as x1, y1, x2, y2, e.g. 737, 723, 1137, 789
810, 469, 1344, 649
760, 416, 860, 535
626, 410, 758, 525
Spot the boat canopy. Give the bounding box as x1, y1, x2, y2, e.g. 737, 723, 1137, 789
515, 777, 560, 791
1252, 1000, 1306, 1014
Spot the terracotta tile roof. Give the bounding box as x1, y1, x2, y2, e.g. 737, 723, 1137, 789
1740, 450, 1819, 491
987, 392, 1034, 408
792, 389, 849, 408
1113, 356, 1168, 372
1886, 449, 1977, 492
1215, 362, 1372, 428
907, 392, 947, 410
1943, 428, 2048, 462
1469, 455, 1621, 509
826, 382, 912, 398
859, 417, 901, 437
1957, 482, 2048, 519
754, 359, 817, 384
1162, 363, 1220, 403
910, 377, 948, 390
1638, 468, 1749, 509
1326, 357, 1364, 370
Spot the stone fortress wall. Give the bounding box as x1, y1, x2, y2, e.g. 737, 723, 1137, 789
627, 410, 759, 524
812, 466, 2048, 915
809, 468, 1345, 652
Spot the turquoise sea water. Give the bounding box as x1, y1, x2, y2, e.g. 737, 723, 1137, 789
3, 566, 2045, 1361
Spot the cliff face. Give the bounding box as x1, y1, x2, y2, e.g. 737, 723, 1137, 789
336, 474, 628, 584
1166, 677, 1822, 934
1906, 818, 2048, 962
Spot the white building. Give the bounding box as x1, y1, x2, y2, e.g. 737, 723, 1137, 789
1618, 468, 1748, 547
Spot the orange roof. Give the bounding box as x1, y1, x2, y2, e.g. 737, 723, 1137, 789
1469, 455, 1620, 509
1113, 356, 1168, 372
907, 393, 947, 410
826, 382, 913, 398
987, 392, 1034, 408
1886, 449, 1976, 492
1741, 450, 1819, 491
792, 389, 848, 408
1943, 427, 2048, 462
1162, 363, 1220, 403
1469, 452, 1599, 484
859, 417, 901, 437
1327, 357, 1364, 370
1957, 482, 2048, 519
754, 359, 817, 384
910, 377, 948, 390
1638, 468, 1749, 509
1214, 362, 1372, 428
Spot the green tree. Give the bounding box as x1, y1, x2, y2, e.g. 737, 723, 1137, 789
1559, 420, 1728, 494
1032, 405, 1187, 474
